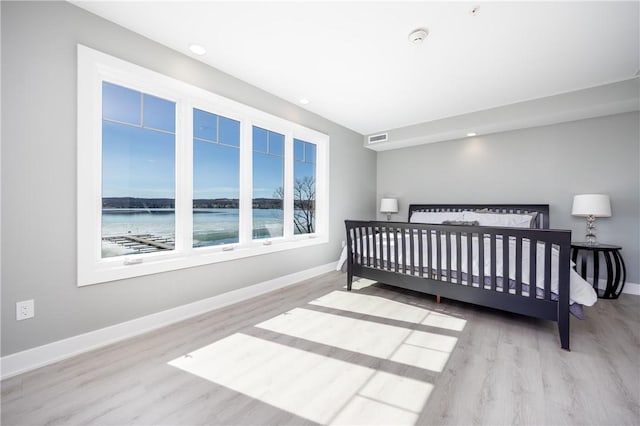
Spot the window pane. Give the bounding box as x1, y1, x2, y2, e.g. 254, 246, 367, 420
143, 94, 176, 132
293, 139, 316, 235
269, 132, 284, 156
102, 82, 141, 125
305, 143, 316, 163
193, 111, 240, 247
102, 123, 176, 195
253, 126, 268, 153
294, 139, 305, 162
194, 108, 218, 142
253, 127, 284, 240
101, 84, 176, 258
219, 116, 240, 147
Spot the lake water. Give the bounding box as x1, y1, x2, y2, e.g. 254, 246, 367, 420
102, 208, 284, 257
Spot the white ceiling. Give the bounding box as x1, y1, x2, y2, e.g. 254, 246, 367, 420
72, 1, 639, 135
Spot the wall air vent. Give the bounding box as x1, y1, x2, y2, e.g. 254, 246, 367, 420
368, 133, 388, 144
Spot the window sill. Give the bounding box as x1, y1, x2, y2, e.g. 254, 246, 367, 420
78, 235, 328, 287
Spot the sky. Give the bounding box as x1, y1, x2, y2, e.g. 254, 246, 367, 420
102, 82, 314, 201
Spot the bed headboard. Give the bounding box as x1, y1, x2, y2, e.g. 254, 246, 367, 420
408, 204, 550, 229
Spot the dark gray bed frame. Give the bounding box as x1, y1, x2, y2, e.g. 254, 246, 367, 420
345, 204, 572, 350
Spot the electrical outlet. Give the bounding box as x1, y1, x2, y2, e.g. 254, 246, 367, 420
16, 300, 35, 321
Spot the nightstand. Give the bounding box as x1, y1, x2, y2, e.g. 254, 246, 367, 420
571, 242, 626, 299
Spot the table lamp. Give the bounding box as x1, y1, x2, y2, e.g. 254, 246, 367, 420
571, 194, 611, 245
380, 198, 398, 221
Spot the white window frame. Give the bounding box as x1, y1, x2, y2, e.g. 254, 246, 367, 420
77, 45, 329, 286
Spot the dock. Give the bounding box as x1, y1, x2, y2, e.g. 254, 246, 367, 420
102, 234, 175, 253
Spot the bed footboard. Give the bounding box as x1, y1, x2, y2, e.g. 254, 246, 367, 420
345, 220, 572, 350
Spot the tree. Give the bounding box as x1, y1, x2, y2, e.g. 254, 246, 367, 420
273, 176, 315, 234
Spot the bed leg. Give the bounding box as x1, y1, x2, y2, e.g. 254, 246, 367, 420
436, 295, 441, 304
557, 237, 571, 350
347, 270, 353, 292
558, 309, 570, 351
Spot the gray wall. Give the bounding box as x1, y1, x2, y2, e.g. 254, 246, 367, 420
377, 112, 640, 284
1, 2, 376, 356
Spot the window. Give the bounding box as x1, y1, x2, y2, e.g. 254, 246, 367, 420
193, 109, 241, 247
293, 139, 316, 235
252, 126, 284, 240
101, 82, 177, 258
78, 45, 329, 286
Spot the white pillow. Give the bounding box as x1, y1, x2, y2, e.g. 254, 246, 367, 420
463, 211, 534, 228
410, 211, 465, 224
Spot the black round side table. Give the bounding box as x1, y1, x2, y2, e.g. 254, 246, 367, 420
571, 242, 626, 299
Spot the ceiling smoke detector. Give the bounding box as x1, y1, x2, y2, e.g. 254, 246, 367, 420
408, 29, 428, 44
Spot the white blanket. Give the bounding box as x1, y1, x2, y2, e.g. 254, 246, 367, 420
338, 232, 596, 307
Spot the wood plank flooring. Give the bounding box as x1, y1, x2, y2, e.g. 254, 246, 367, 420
2, 271, 639, 425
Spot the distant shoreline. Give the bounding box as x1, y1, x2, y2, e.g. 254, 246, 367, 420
102, 197, 283, 209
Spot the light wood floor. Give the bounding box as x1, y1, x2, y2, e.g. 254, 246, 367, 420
2, 271, 639, 425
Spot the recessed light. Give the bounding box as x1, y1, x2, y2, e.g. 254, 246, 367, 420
466, 132, 477, 137
189, 44, 207, 56
299, 98, 310, 105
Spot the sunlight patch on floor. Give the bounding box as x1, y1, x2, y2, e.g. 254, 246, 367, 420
338, 281, 468, 333
310, 290, 430, 323
390, 341, 451, 373
257, 307, 414, 360
169, 334, 432, 425
332, 395, 424, 425
169, 288, 466, 425
256, 307, 456, 371
344, 278, 378, 290
315, 289, 467, 331
358, 370, 434, 413
421, 310, 467, 331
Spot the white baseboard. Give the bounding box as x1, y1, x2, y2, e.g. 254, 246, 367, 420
584, 276, 640, 297
622, 282, 640, 296
0, 262, 336, 381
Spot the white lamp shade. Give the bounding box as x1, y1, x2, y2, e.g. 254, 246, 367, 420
380, 198, 399, 213
571, 194, 611, 217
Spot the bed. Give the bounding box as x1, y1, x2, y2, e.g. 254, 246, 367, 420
344, 204, 597, 350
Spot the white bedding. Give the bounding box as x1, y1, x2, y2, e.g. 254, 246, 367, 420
339, 232, 596, 307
